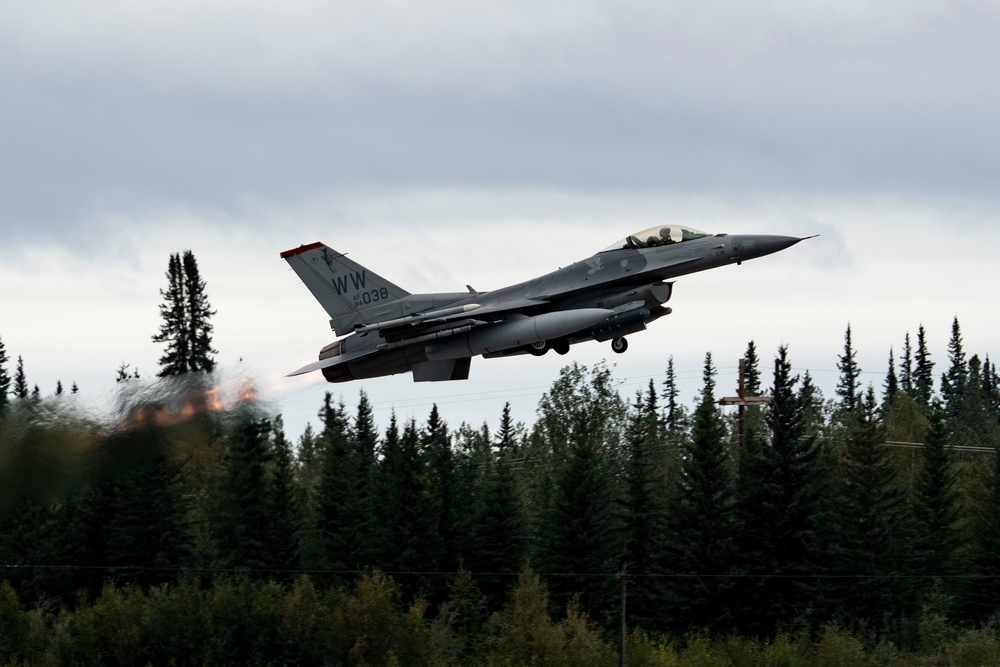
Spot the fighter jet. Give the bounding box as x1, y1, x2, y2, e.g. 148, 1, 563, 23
281, 226, 812, 382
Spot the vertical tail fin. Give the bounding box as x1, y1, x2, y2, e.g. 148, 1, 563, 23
281, 242, 410, 335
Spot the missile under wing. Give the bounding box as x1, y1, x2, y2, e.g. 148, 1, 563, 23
281, 226, 812, 382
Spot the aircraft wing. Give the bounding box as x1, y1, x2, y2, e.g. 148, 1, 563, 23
289, 297, 552, 376
356, 298, 550, 336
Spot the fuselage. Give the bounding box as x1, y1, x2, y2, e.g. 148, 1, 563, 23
313, 232, 804, 382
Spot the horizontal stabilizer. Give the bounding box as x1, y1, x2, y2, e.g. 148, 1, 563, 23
287, 345, 376, 377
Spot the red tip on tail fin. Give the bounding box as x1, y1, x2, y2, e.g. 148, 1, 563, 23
279, 242, 323, 259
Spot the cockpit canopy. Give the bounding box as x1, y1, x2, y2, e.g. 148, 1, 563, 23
600, 225, 710, 252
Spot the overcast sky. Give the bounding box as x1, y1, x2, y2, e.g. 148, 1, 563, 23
2, 1, 998, 438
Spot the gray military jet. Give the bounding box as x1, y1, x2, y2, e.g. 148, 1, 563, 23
281, 226, 811, 382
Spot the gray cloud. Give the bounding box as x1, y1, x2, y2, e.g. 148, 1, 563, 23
2, 1, 999, 245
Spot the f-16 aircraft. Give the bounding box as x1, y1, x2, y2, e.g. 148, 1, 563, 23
281, 226, 812, 382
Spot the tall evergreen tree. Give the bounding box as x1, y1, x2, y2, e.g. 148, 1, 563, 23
663, 356, 680, 430
101, 449, 190, 589
940, 317, 967, 421
663, 353, 738, 635
268, 415, 299, 575
741, 340, 769, 452
962, 437, 1000, 622
537, 401, 619, 623
152, 253, 188, 376
949, 355, 1000, 451
497, 402, 516, 454
744, 340, 762, 395
901, 332, 914, 395
13, 356, 28, 400
620, 382, 668, 630
312, 393, 361, 577
913, 325, 935, 410
152, 250, 217, 376
182, 251, 217, 373
911, 410, 960, 583
0, 340, 10, 415
468, 408, 528, 612
208, 414, 273, 571
798, 370, 826, 440
351, 390, 379, 566
836, 324, 861, 412
373, 415, 440, 599
982, 356, 1000, 421
736, 346, 831, 635
883, 347, 899, 409
835, 386, 910, 627
425, 405, 459, 578
0, 335, 10, 412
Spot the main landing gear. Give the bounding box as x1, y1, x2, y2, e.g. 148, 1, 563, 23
528, 337, 629, 355
526, 339, 572, 356
527, 341, 548, 356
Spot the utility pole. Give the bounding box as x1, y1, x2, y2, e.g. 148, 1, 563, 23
719, 358, 772, 447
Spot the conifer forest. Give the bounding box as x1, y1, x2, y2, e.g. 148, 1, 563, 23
4, 254, 1000, 666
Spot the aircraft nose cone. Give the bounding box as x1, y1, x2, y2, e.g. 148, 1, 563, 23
756, 235, 804, 256
732, 234, 811, 262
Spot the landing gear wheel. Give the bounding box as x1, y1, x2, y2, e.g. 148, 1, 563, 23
611, 337, 628, 354
552, 340, 570, 355
527, 341, 549, 356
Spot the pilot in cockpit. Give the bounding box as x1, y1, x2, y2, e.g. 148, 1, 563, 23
659, 227, 677, 244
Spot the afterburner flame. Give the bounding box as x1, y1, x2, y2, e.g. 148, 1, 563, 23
117, 379, 259, 431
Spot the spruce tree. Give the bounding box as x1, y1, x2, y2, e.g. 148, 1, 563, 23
744, 340, 762, 395
374, 415, 440, 599
351, 390, 379, 567
901, 332, 914, 395
497, 402, 516, 454
182, 250, 217, 372
911, 410, 960, 584
153, 253, 189, 376
268, 415, 299, 575
152, 250, 217, 376
736, 345, 831, 635
982, 356, 1000, 421
836, 324, 861, 412
663, 356, 680, 430
468, 409, 528, 612
101, 451, 190, 589
798, 370, 826, 439
425, 405, 459, 578
941, 317, 967, 421
208, 414, 273, 571
742, 340, 769, 452
962, 439, 1000, 621
835, 386, 910, 627
883, 347, 899, 410
620, 382, 669, 630
0, 335, 9, 412
13, 356, 27, 400
663, 353, 738, 635
913, 325, 935, 410
537, 402, 619, 623
312, 393, 360, 577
